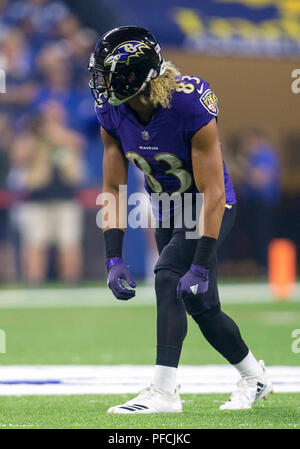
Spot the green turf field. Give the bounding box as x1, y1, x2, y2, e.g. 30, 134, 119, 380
0, 301, 299, 365
0, 393, 299, 429
0, 285, 299, 429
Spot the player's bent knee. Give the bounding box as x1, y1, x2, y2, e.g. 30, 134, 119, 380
190, 303, 221, 324
155, 269, 181, 295
183, 294, 220, 317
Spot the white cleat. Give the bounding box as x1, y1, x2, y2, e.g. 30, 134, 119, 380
219, 360, 274, 410
107, 384, 182, 414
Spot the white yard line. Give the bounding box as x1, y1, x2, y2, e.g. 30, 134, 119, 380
0, 283, 299, 308
0, 365, 299, 395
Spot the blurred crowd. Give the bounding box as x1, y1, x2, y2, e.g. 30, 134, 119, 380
0, 0, 100, 180
223, 128, 281, 275
0, 0, 103, 284
0, 0, 282, 283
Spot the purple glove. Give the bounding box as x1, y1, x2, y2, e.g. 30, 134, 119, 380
106, 257, 136, 300
176, 265, 209, 302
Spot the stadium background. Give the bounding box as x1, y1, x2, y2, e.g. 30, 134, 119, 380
0, 0, 299, 430
0, 0, 300, 282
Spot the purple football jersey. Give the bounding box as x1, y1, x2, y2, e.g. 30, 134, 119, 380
96, 75, 236, 216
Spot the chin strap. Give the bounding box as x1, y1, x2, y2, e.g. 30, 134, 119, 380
159, 59, 166, 77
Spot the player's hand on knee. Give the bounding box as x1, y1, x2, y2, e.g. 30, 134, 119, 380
106, 257, 136, 300
176, 265, 209, 301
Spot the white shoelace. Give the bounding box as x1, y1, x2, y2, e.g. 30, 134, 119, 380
131, 384, 178, 404
136, 386, 155, 399
229, 378, 255, 405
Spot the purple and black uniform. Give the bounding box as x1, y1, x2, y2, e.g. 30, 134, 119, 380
92, 27, 251, 378
96, 75, 236, 219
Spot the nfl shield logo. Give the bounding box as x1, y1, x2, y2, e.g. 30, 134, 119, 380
141, 130, 149, 141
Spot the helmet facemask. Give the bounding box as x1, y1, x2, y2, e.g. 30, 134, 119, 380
89, 67, 111, 105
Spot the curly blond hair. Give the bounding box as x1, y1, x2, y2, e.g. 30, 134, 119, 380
139, 61, 181, 109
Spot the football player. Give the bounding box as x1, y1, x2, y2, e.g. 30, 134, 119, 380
89, 26, 273, 413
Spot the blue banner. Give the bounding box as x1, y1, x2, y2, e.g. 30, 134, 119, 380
107, 0, 300, 58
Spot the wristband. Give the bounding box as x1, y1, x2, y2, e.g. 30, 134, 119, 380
106, 257, 123, 271
104, 228, 124, 259
192, 236, 217, 269
190, 264, 209, 280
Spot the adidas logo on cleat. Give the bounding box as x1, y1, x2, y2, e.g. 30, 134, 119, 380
255, 382, 266, 401
119, 404, 150, 412
107, 385, 182, 414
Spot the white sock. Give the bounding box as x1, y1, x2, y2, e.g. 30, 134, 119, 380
234, 350, 264, 379
153, 365, 177, 394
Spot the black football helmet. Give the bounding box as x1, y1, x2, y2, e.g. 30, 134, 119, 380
88, 26, 165, 106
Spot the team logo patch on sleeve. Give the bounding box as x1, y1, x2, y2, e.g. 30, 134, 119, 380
200, 89, 219, 116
